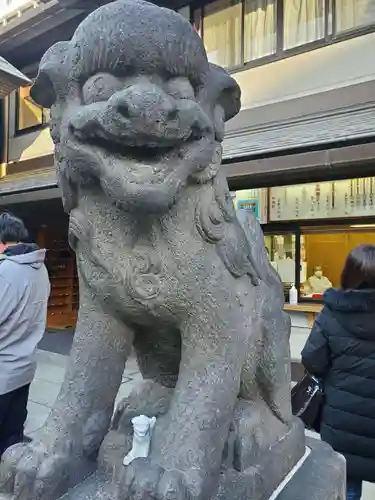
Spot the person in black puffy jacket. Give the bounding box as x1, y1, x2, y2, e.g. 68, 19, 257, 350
302, 244, 375, 500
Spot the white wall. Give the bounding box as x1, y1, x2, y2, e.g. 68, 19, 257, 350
0, 0, 34, 19
289, 312, 310, 362
234, 31, 375, 111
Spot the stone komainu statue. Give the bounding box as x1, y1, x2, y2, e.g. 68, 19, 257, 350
0, 1, 304, 499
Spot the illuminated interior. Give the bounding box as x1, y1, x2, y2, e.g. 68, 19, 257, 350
231, 177, 375, 302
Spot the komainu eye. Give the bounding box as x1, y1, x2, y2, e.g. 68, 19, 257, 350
82, 73, 124, 105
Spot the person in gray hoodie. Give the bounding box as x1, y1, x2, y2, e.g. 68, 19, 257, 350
0, 212, 50, 457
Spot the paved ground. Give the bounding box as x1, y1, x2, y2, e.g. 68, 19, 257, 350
27, 350, 375, 499
38, 329, 74, 356
26, 350, 141, 438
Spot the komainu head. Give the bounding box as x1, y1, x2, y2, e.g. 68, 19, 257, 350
31, 0, 241, 213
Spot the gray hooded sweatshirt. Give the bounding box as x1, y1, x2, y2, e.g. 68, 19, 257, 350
0, 244, 50, 395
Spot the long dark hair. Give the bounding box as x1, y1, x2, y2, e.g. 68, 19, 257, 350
341, 244, 375, 290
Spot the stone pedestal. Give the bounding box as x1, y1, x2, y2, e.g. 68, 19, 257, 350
59, 438, 345, 500
276, 439, 346, 500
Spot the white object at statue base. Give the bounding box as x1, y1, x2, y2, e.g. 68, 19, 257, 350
123, 415, 156, 466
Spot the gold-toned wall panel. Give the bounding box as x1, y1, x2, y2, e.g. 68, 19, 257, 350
8, 128, 53, 163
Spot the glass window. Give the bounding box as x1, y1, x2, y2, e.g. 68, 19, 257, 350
244, 0, 277, 62
203, 0, 242, 68
300, 225, 375, 299
264, 233, 296, 300
335, 0, 375, 33
17, 85, 43, 131
283, 0, 326, 49
191, 0, 375, 70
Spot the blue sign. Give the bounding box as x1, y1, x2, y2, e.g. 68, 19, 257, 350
237, 199, 259, 218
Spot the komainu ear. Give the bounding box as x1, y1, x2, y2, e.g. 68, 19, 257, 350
210, 63, 241, 122
30, 41, 71, 108
30, 72, 55, 109
206, 63, 241, 122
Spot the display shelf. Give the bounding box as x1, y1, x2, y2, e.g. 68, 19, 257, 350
38, 227, 79, 330
284, 302, 323, 328
284, 303, 323, 313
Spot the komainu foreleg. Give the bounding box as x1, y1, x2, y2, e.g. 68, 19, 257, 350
121, 290, 253, 500
99, 324, 180, 479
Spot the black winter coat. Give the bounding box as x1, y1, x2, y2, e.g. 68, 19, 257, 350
301, 288, 375, 482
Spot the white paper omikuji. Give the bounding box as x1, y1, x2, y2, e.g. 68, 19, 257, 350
123, 415, 156, 466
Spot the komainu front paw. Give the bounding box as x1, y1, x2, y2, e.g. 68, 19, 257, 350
156, 469, 193, 500
0, 437, 76, 500
121, 458, 202, 500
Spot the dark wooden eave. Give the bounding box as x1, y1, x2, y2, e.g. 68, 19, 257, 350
0, 1, 84, 68
0, 56, 30, 96
2, 141, 375, 197
224, 142, 375, 190
59, 0, 189, 10
0, 0, 189, 69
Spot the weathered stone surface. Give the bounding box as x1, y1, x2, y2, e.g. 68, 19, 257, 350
0, 1, 344, 499
276, 439, 346, 500
60, 438, 346, 500
59, 473, 119, 500
213, 439, 346, 500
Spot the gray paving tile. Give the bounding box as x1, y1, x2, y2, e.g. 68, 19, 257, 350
29, 378, 61, 407
25, 401, 51, 434
127, 372, 143, 383
122, 358, 141, 379
36, 350, 68, 369
35, 363, 66, 385
125, 357, 139, 372
38, 329, 73, 356
122, 370, 140, 379
114, 380, 142, 410
27, 429, 42, 440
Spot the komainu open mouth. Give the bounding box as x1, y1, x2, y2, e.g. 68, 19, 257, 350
81, 124, 208, 167
86, 137, 177, 162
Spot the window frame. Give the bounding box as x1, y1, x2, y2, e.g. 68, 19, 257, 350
262, 223, 300, 302
15, 83, 49, 136
189, 0, 375, 72
263, 216, 375, 304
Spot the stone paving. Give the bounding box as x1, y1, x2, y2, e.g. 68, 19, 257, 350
26, 350, 141, 438
27, 350, 375, 499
